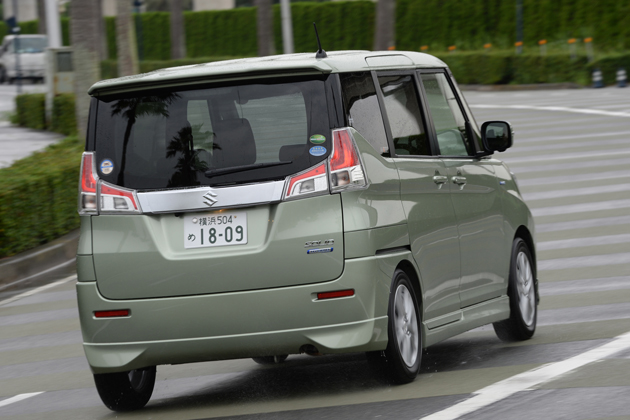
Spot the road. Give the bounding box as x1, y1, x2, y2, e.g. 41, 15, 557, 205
0, 86, 629, 420
0, 83, 61, 169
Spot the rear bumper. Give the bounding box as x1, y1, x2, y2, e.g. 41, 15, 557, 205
77, 256, 399, 374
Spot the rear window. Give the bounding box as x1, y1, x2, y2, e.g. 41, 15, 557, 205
93, 76, 331, 190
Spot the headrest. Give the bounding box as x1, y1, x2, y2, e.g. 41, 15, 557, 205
279, 144, 305, 162
212, 118, 256, 169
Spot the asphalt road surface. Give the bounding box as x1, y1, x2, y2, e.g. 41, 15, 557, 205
0, 86, 629, 420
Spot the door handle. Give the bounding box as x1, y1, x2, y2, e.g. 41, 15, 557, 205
433, 175, 448, 185
452, 176, 467, 185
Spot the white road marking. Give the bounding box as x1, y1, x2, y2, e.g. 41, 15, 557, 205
538, 253, 630, 271
537, 234, 630, 251
0, 392, 44, 408
471, 104, 630, 118
522, 184, 630, 202
530, 199, 630, 217
0, 275, 77, 307
420, 330, 630, 420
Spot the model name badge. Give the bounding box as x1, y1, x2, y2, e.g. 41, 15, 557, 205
307, 247, 333, 254
305, 239, 334, 248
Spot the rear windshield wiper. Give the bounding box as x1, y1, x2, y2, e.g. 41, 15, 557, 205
204, 161, 293, 179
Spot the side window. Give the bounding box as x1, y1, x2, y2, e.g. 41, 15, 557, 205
340, 72, 389, 154
420, 73, 471, 156
377, 74, 430, 156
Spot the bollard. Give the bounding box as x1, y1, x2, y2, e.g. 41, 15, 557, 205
592, 68, 604, 88
617, 68, 627, 88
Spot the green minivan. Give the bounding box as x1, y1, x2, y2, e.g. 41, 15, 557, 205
76, 50, 538, 411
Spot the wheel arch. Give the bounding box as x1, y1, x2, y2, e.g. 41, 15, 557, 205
514, 225, 539, 303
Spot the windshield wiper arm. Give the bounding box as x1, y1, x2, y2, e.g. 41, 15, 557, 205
205, 161, 293, 178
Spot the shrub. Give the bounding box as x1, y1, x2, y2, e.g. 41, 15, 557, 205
0, 137, 83, 258
15, 94, 46, 130
51, 94, 77, 135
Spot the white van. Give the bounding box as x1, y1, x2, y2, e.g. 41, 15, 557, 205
0, 34, 48, 83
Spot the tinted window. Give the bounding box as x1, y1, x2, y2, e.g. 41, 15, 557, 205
377, 75, 430, 156
340, 72, 389, 154
94, 77, 330, 190
420, 73, 472, 156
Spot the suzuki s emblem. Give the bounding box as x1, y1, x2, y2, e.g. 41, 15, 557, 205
203, 191, 218, 207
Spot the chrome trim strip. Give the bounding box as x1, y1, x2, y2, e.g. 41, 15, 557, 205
137, 180, 286, 213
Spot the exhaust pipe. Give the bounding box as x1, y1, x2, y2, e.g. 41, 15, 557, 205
300, 344, 322, 356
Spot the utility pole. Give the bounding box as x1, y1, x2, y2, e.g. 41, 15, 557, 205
374, 0, 395, 51
280, 0, 294, 54
11, 0, 22, 94
45, 0, 62, 48
170, 0, 186, 59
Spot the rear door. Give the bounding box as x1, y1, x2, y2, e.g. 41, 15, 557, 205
418, 70, 507, 308
375, 71, 462, 321
90, 76, 345, 300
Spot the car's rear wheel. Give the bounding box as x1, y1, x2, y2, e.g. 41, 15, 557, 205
252, 355, 288, 365
93, 366, 156, 411
493, 237, 537, 341
367, 269, 422, 384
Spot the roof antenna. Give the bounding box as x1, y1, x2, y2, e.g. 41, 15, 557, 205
313, 22, 327, 59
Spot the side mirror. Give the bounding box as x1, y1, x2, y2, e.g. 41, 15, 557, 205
481, 121, 513, 153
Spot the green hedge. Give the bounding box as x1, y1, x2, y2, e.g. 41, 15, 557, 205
396, 0, 630, 52
273, 2, 375, 53
14, 94, 46, 130
185, 8, 258, 57
434, 52, 592, 85
13, 93, 77, 135
0, 136, 82, 258
588, 52, 630, 85
100, 56, 242, 79
51, 94, 77, 135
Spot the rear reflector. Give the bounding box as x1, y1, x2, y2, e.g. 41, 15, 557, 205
94, 309, 130, 318
317, 289, 355, 300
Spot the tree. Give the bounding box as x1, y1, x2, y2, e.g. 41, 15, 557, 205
98, 0, 108, 60
374, 0, 395, 51
170, 0, 186, 59
37, 0, 46, 34
256, 0, 273, 56
70, 0, 101, 138
116, 0, 139, 76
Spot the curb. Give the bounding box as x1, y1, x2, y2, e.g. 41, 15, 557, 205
0, 230, 79, 291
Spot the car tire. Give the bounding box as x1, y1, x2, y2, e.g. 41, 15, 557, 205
367, 269, 422, 384
493, 238, 537, 342
93, 366, 156, 412
252, 355, 288, 365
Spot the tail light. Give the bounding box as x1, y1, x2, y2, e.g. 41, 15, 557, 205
78, 152, 141, 214
282, 128, 367, 201
283, 162, 328, 200
78, 152, 98, 214
99, 182, 141, 213
329, 128, 367, 192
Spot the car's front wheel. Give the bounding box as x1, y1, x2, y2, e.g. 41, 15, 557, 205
367, 269, 422, 384
93, 366, 156, 411
493, 237, 537, 341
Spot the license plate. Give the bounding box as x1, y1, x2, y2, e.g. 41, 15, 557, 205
184, 212, 247, 249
